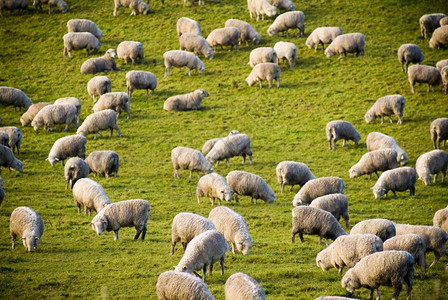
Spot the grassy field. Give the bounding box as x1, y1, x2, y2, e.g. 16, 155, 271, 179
1, 0, 448, 299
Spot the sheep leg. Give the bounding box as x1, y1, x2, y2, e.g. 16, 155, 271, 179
164, 67, 171, 77
226, 158, 230, 167
220, 256, 225, 275
342, 139, 347, 147
202, 265, 207, 282
276, 77, 280, 88
11, 234, 16, 249
134, 228, 142, 240
174, 169, 180, 178
442, 170, 446, 182
189, 170, 193, 179
298, 233, 303, 243
410, 82, 415, 94
258, 80, 262, 88
344, 215, 349, 228
113, 230, 119, 240
170, 242, 176, 255
184, 68, 192, 76
391, 280, 403, 300
141, 226, 147, 240
434, 173, 439, 183
242, 154, 246, 164
249, 155, 253, 164
233, 194, 239, 203
429, 251, 441, 267
268, 78, 272, 89
182, 242, 187, 251
288, 184, 294, 192
392, 190, 397, 198
209, 262, 213, 275
114, 127, 122, 137
76, 202, 81, 214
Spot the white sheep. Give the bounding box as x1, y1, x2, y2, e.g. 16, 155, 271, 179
408, 64, 442, 94
245, 62, 281, 88
420, 13, 446, 38
33, 0, 68, 14
348, 148, 398, 180
372, 167, 416, 199
201, 130, 240, 154
85, 150, 119, 177
31, 103, 78, 132
171, 146, 213, 179
206, 133, 252, 166
325, 120, 361, 150
113, 0, 148, 16
0, 144, 23, 173
225, 272, 266, 300
209, 206, 252, 255
47, 134, 87, 167
248, 47, 277, 67
276, 161, 316, 193
20, 102, 51, 126
206, 27, 241, 52
267, 11, 305, 37
176, 17, 201, 37
442, 65, 448, 94
170, 212, 216, 254
163, 50, 205, 77
0, 86, 33, 111
324, 33, 365, 58
67, 19, 104, 40
80, 49, 120, 74
90, 199, 150, 240
156, 271, 216, 300
273, 41, 297, 67
350, 218, 396, 242
433, 206, 448, 233
76, 109, 122, 139
441, 16, 448, 26
179, 33, 214, 59
163, 89, 209, 111
226, 170, 276, 204
430, 117, 448, 149
0, 0, 29, 17
54, 97, 81, 124
72, 178, 110, 215
0, 126, 22, 155
87, 76, 112, 103
364, 94, 405, 125
397, 44, 424, 72
247, 0, 276, 21
366, 131, 409, 165
305, 27, 343, 51
225, 19, 260, 46
292, 176, 345, 206
63, 32, 101, 57
93, 92, 130, 119
267, 0, 294, 12
415, 149, 448, 185
117, 41, 144, 65
10, 206, 44, 252
436, 59, 448, 71
64, 157, 89, 190
196, 173, 232, 205
309, 193, 349, 228
125, 70, 157, 98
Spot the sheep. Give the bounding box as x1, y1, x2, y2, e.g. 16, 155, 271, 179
117, 41, 144, 65
72, 178, 110, 215
341, 250, 414, 300
93, 92, 130, 119
291, 206, 347, 246
10, 206, 44, 252
420, 13, 446, 38
348, 148, 399, 180
273, 41, 297, 67
350, 218, 396, 242
225, 272, 266, 300
226, 170, 276, 204
170, 212, 216, 254
267, 11, 305, 38
196, 173, 232, 205
209, 206, 252, 255
0, 131, 9, 147
364, 94, 405, 124
33, 0, 68, 14
53, 98, 81, 127
431, 118, 448, 149
441, 16, 448, 26
366, 132, 409, 165
0, 126, 22, 155
171, 146, 213, 179
436, 59, 448, 71
20, 102, 51, 126
397, 44, 424, 72
225, 19, 260, 46
47, 135, 86, 167
63, 32, 101, 57
201, 130, 240, 154
176, 17, 201, 37
156, 271, 216, 300
179, 33, 214, 60
305, 27, 343, 51
0, 86, 33, 111
163, 50, 205, 77
276, 161, 316, 193
80, 49, 120, 75
0, 0, 29, 17
87, 76, 112, 103
248, 47, 277, 67
292, 176, 345, 206
442, 65, 448, 94
0, 144, 23, 174
383, 234, 427, 279
174, 229, 229, 282
247, 0, 276, 21
394, 223, 448, 268
309, 193, 349, 228
324, 33, 365, 58
64, 157, 89, 190
85, 150, 119, 178
415, 149, 448, 185
163, 89, 209, 112
113, 0, 148, 16
267, 0, 294, 12
31, 103, 78, 132
206, 27, 241, 52
67, 19, 104, 40
245, 62, 281, 88
325, 120, 361, 150
206, 133, 252, 166
433, 207, 448, 232
408, 64, 442, 94
316, 234, 383, 274
76, 109, 122, 139
372, 167, 416, 199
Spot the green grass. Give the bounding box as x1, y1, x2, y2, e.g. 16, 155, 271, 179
1, 0, 448, 299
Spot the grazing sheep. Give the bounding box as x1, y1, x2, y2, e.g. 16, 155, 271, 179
436, 59, 448, 71
174, 230, 229, 282
350, 218, 396, 242
372, 167, 417, 199
408, 64, 442, 93
0, 86, 33, 111
54, 97, 81, 124
206, 27, 241, 52
0, 126, 22, 155
292, 176, 345, 206
156, 271, 216, 300
63, 32, 101, 57
164, 89, 209, 111
348, 148, 399, 180
93, 92, 130, 119
316, 234, 383, 274
76, 109, 122, 139
20, 102, 51, 126
176, 17, 201, 37
442, 65, 448, 94
209, 206, 252, 255
397, 44, 424, 72
0, 0, 29, 17
206, 133, 252, 166
249, 47, 277, 67
341, 250, 414, 300
87, 76, 112, 103
325, 120, 361, 150
324, 33, 365, 58
72, 178, 110, 215
226, 170, 276, 204
415, 150, 448, 185
431, 118, 448, 149
85, 150, 119, 178
64, 157, 89, 190
267, 0, 294, 12
31, 103, 78, 132
291, 206, 347, 245
0, 144, 23, 174
225, 272, 266, 300
179, 33, 214, 59
201, 130, 240, 154
267, 11, 305, 37
364, 94, 405, 124
33, 0, 68, 14
305, 27, 343, 51
171, 146, 213, 179
67, 19, 104, 40
225, 19, 260, 46
420, 13, 446, 38
10, 206, 44, 252
170, 212, 216, 254
113, 0, 148, 16
433, 207, 448, 232
309, 193, 349, 228
246, 62, 281, 88
273, 41, 297, 67
163, 50, 205, 77
47, 135, 87, 167
117, 41, 144, 65
276, 161, 315, 193
80, 49, 120, 74
247, 0, 276, 21
196, 173, 232, 205
366, 132, 409, 165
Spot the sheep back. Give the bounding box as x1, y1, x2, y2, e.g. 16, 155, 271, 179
366, 132, 409, 165
267, 11, 305, 37
225, 272, 266, 300
226, 170, 276, 204
20, 102, 51, 126
372, 167, 416, 199
93, 92, 130, 119
350, 218, 396, 242
72, 178, 110, 215
309, 193, 349, 228
67, 19, 104, 40
305, 27, 343, 51
156, 271, 216, 300
324, 33, 365, 58
292, 176, 345, 206
64, 157, 89, 190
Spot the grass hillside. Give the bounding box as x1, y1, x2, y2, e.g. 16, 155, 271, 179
1, 0, 448, 298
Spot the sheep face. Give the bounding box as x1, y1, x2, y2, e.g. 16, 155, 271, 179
196, 64, 205, 74
266, 6, 276, 17
253, 33, 261, 44
267, 26, 277, 37
106, 49, 117, 59
31, 119, 43, 131
364, 112, 374, 124
245, 76, 255, 87
47, 156, 59, 167
348, 166, 360, 178
58, 1, 68, 13
291, 198, 304, 206
220, 188, 232, 202
316, 255, 331, 271
11, 160, 23, 173
237, 239, 252, 255
324, 48, 335, 58
20, 117, 27, 126
341, 276, 360, 294
420, 172, 431, 186
138, 2, 149, 14
206, 50, 214, 60
22, 234, 39, 252
372, 185, 386, 199
91, 216, 108, 236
